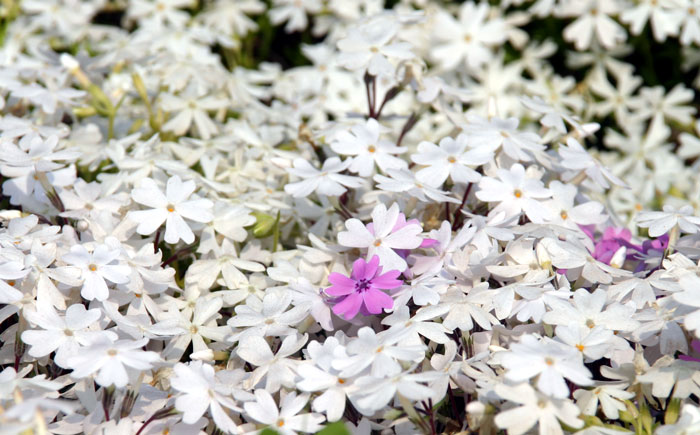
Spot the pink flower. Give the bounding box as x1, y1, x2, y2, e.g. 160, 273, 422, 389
325, 256, 402, 319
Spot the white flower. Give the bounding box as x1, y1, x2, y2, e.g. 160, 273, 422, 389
0, 259, 30, 304
542, 180, 607, 229
129, 175, 214, 244
677, 0, 700, 46
161, 296, 229, 361
227, 290, 308, 340
501, 334, 593, 398
331, 326, 425, 378
237, 333, 307, 392
543, 288, 640, 333
330, 118, 407, 177
494, 383, 583, 435
161, 89, 229, 140
284, 157, 363, 198
374, 168, 461, 204
411, 134, 491, 187
171, 361, 243, 433
440, 284, 499, 331
476, 163, 552, 223
559, 0, 627, 50
636, 204, 700, 238
381, 305, 451, 345
631, 84, 696, 126
61, 240, 131, 301
244, 389, 325, 434
296, 337, 354, 422
573, 382, 635, 420
410, 220, 476, 277
350, 370, 441, 416
21, 303, 117, 368
336, 15, 414, 76
462, 115, 544, 162
186, 238, 265, 290
620, 0, 682, 42
558, 137, 627, 189
337, 202, 423, 271
554, 324, 614, 362
431, 2, 507, 71
66, 337, 160, 388
269, 0, 322, 33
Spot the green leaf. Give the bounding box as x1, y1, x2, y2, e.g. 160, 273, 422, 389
639, 401, 653, 435
260, 429, 279, 435
665, 398, 682, 425
315, 422, 351, 435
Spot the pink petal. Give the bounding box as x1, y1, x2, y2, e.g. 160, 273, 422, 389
351, 257, 367, 280
332, 293, 363, 319
391, 213, 408, 231
326, 273, 356, 296
420, 238, 438, 248
363, 289, 393, 314
370, 270, 403, 290
363, 255, 380, 279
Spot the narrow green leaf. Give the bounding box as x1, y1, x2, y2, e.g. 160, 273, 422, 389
315, 422, 351, 435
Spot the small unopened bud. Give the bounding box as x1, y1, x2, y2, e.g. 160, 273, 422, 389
77, 219, 89, 232
664, 398, 682, 425
536, 241, 552, 270
73, 106, 96, 118
466, 401, 486, 429
609, 246, 627, 269
61, 54, 92, 88
59, 53, 80, 72
252, 211, 276, 238
190, 349, 214, 362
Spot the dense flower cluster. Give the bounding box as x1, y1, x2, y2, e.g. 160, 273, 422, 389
2, 0, 700, 434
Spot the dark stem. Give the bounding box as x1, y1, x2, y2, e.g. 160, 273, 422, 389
161, 245, 194, 267
451, 183, 473, 231
364, 71, 376, 118
135, 406, 177, 435
422, 399, 437, 435
135, 414, 157, 435
372, 75, 377, 117
374, 86, 401, 120
447, 385, 460, 422
153, 229, 161, 254
102, 387, 115, 422
13, 332, 24, 371
396, 112, 418, 148
343, 399, 360, 426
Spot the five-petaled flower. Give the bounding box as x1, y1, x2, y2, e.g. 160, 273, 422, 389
325, 255, 402, 319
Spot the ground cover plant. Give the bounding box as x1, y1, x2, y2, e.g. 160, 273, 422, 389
2, 0, 700, 434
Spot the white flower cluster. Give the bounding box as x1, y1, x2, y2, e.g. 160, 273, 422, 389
2, 0, 700, 434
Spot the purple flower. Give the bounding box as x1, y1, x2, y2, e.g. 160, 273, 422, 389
679, 340, 700, 363
591, 227, 639, 264
325, 256, 402, 319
